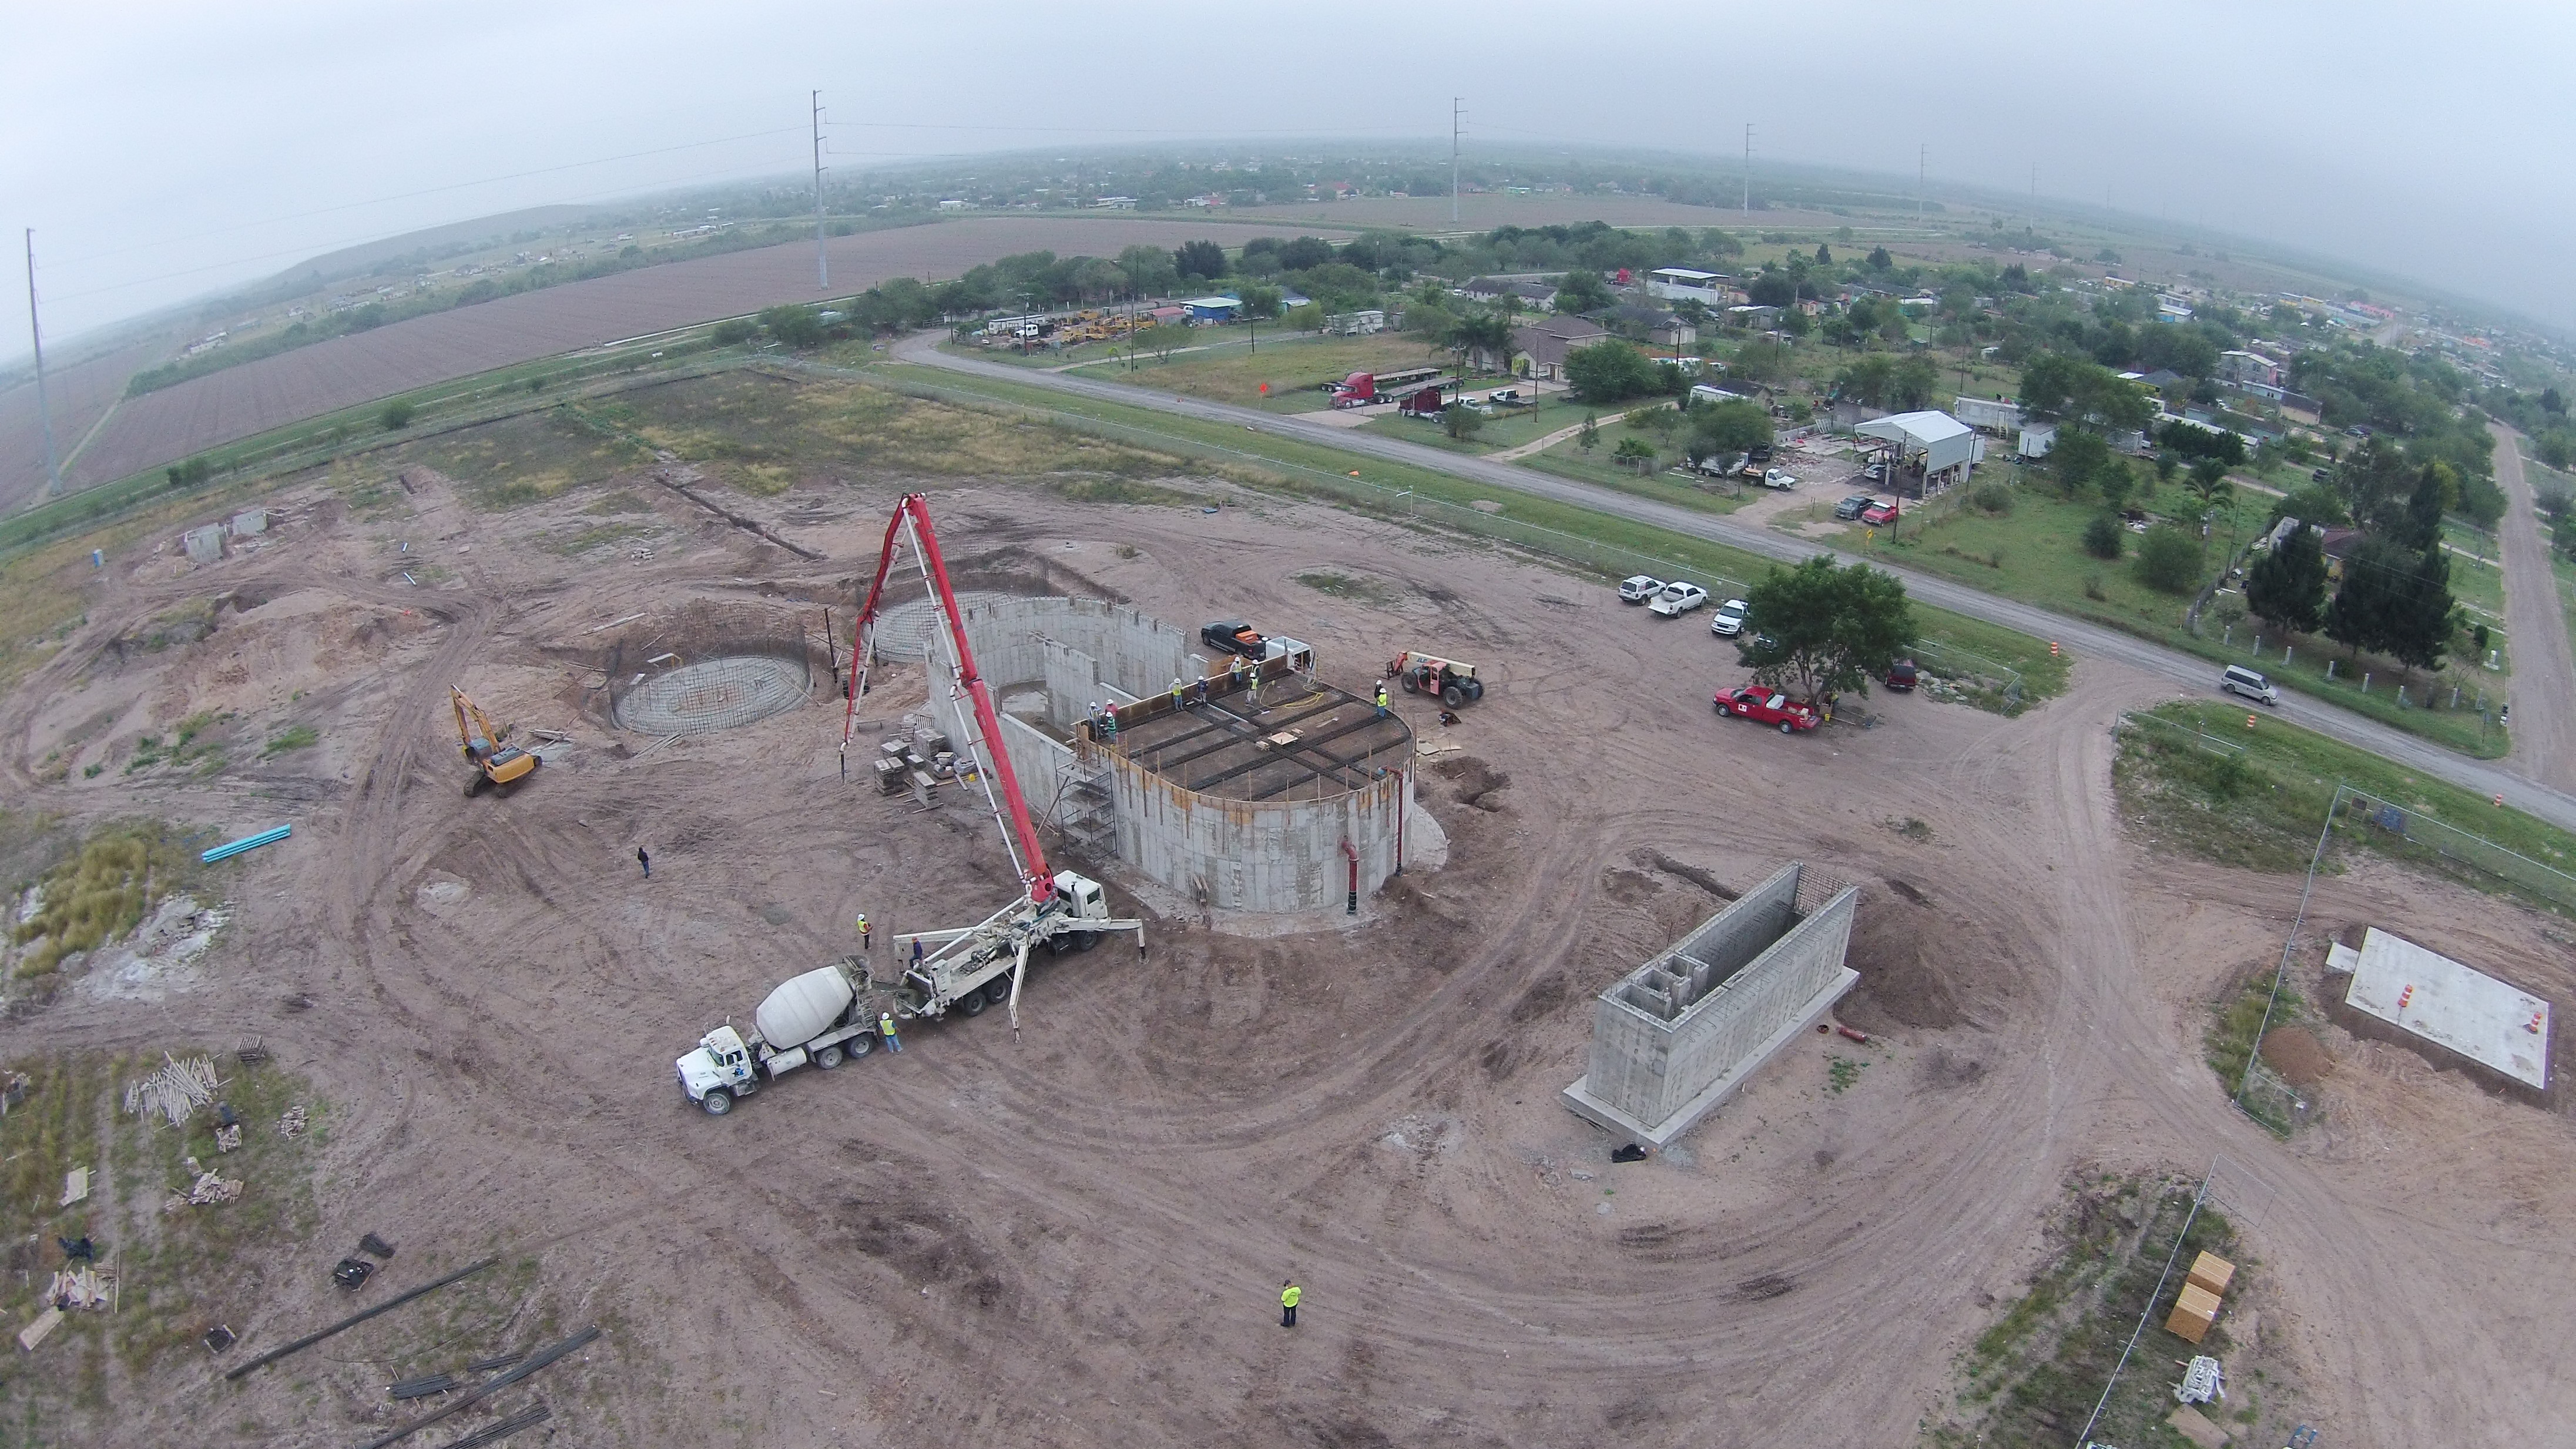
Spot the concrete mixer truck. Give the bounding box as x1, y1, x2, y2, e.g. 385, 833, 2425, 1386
675, 960, 880, 1115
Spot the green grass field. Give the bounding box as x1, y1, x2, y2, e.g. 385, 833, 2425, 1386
947, 329, 1458, 415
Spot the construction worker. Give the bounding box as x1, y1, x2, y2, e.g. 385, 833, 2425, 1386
1280, 1279, 1300, 1327
1169, 677, 1185, 710
856, 914, 870, 950
1374, 682, 1390, 719
878, 1012, 902, 1054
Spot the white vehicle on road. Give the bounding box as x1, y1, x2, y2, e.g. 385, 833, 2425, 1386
1648, 582, 1709, 617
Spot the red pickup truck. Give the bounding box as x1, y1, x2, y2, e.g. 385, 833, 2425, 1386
1716, 686, 1822, 733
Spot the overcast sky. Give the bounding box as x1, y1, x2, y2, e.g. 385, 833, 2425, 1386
5, 0, 2572, 363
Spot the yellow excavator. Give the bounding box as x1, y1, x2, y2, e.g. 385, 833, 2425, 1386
452, 687, 539, 797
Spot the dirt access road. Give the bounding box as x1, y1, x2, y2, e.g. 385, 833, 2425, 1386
2, 415, 2569, 1446
891, 331, 2576, 831
2491, 421, 2576, 791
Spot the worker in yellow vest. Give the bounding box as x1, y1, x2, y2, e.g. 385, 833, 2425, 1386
1374, 682, 1390, 719
1280, 1279, 1300, 1327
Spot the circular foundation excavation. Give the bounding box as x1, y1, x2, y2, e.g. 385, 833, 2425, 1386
611, 656, 809, 736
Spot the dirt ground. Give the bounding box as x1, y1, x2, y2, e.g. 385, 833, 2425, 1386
4, 391, 2574, 1447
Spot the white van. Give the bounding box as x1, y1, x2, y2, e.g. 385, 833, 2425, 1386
2221, 665, 2278, 706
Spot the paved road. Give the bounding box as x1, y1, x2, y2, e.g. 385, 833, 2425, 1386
893, 331, 2576, 832
2490, 422, 2576, 792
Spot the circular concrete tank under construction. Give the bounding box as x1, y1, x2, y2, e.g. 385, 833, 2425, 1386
934, 597, 1417, 916
604, 602, 820, 736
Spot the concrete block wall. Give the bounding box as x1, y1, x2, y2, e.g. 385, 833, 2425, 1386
1584, 864, 1860, 1128
1102, 743, 1408, 913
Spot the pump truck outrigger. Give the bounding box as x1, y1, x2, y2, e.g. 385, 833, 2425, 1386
676, 493, 1146, 1117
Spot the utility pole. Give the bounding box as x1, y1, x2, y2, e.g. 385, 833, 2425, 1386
1450, 97, 1464, 224
1742, 124, 1754, 217
811, 90, 829, 291
23, 230, 63, 499
1917, 145, 1926, 227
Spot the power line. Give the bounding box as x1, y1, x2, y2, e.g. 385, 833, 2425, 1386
24, 231, 63, 499
1743, 124, 1755, 218
812, 90, 829, 292
1451, 98, 1465, 224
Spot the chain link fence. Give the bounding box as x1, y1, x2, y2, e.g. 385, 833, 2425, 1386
2341, 789, 2576, 916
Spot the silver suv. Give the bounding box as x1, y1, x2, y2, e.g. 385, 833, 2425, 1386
2221, 665, 2278, 706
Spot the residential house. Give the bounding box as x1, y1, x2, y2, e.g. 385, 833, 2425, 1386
2216, 350, 2282, 389
1501, 316, 1609, 380
1608, 302, 1695, 348
1459, 277, 1557, 310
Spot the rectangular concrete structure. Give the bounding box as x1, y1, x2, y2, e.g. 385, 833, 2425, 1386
1564, 863, 1859, 1146
2343, 927, 2550, 1089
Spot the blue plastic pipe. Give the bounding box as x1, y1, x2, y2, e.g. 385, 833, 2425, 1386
202, 825, 291, 863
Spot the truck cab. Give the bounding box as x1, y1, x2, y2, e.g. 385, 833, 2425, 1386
676, 1025, 758, 1113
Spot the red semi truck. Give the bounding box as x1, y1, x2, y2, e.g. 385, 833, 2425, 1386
1329, 367, 1447, 409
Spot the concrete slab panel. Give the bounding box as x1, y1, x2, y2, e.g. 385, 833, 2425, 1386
2344, 927, 2549, 1089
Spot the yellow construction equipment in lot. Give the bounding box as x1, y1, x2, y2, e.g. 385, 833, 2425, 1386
451, 687, 539, 796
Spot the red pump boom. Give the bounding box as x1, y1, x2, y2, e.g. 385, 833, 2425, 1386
843, 494, 1053, 904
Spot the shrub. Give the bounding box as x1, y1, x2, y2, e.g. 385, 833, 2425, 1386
710, 318, 756, 346
2135, 524, 2205, 594
1968, 481, 2013, 515
378, 399, 415, 431
2082, 513, 2125, 560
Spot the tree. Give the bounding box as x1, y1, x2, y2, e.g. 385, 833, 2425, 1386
1814, 243, 1833, 266
1887, 355, 1940, 411
1275, 236, 1334, 271
2050, 427, 2112, 497
1554, 269, 1613, 313
2082, 513, 2125, 560
2325, 538, 2454, 670
165, 457, 213, 489
761, 304, 825, 349
1237, 283, 1283, 321
2268, 482, 2349, 528
1737, 555, 1918, 707
2397, 461, 2453, 551
1578, 411, 1600, 454
1443, 309, 1512, 372
1565, 339, 1662, 402
378, 399, 415, 431
1117, 243, 1179, 297
2134, 525, 2204, 593
1689, 399, 1773, 460
2018, 352, 2153, 434
2245, 524, 2329, 634
1866, 246, 1892, 270
1612, 437, 1656, 474
1444, 402, 1484, 442
1173, 239, 1227, 281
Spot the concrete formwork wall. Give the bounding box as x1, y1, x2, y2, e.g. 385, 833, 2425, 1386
1584, 864, 1860, 1128
999, 713, 1072, 823
957, 598, 1195, 708
1099, 740, 1407, 912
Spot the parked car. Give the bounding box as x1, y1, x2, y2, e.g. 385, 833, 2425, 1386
1862, 461, 1887, 481
1762, 469, 1799, 490
2310, 467, 2334, 483
1834, 495, 1872, 521
1648, 582, 1710, 617
1486, 388, 1524, 408
2221, 664, 2279, 706
1748, 444, 1774, 464
1709, 598, 1750, 636
1715, 685, 1822, 733
1618, 575, 1666, 603
1860, 501, 1898, 526
1886, 659, 1920, 692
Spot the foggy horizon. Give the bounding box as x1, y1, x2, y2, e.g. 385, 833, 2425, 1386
7, 0, 2574, 360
